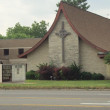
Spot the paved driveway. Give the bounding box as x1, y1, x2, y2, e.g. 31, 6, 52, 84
0, 89, 110, 110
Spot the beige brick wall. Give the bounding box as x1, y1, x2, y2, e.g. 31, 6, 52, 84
49, 13, 79, 67
79, 39, 106, 76
27, 40, 49, 71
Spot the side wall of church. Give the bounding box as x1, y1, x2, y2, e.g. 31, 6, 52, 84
79, 39, 106, 77
49, 12, 79, 67
27, 40, 49, 71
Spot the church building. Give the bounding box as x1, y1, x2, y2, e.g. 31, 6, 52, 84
19, 2, 110, 79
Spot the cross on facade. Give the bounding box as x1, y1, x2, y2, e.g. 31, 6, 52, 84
56, 21, 71, 63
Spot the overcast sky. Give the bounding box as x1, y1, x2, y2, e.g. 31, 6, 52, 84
0, 0, 110, 35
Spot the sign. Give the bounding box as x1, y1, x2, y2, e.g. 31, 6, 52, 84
2, 65, 12, 82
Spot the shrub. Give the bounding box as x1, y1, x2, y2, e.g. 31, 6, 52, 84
26, 70, 39, 80
92, 73, 104, 80
69, 62, 82, 80
37, 63, 54, 80
80, 72, 92, 80
91, 73, 97, 80
36, 62, 105, 80
80, 72, 105, 80
53, 67, 61, 80
53, 63, 82, 80
97, 73, 105, 80
60, 66, 70, 80
35, 72, 40, 80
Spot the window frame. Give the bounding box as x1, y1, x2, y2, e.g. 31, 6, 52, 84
4, 49, 9, 56
18, 48, 24, 55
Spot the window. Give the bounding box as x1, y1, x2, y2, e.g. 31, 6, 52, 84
18, 48, 24, 55
4, 49, 9, 55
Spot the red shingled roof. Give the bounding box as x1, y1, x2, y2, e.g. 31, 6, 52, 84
19, 2, 110, 58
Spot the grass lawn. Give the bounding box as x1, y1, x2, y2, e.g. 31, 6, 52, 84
0, 80, 110, 89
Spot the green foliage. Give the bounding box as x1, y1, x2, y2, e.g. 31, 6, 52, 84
5, 20, 49, 39
56, 0, 90, 11
69, 62, 82, 80
6, 23, 31, 39
80, 72, 105, 80
0, 34, 5, 39
26, 70, 39, 80
92, 73, 105, 80
80, 72, 92, 80
104, 52, 110, 64
30, 21, 49, 38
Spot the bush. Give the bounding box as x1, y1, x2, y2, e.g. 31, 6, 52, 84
69, 62, 82, 80
53, 63, 82, 80
60, 66, 71, 80
92, 73, 104, 80
37, 63, 54, 80
36, 62, 105, 80
80, 72, 92, 80
54, 67, 71, 80
26, 70, 39, 80
53, 67, 61, 80
80, 72, 105, 80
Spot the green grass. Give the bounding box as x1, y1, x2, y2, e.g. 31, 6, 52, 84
0, 80, 110, 89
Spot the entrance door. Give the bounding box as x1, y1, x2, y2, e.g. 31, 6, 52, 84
2, 65, 12, 82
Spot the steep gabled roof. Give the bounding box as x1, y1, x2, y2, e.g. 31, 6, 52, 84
19, 2, 110, 58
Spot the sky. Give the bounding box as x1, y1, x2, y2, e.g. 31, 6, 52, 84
0, 0, 110, 36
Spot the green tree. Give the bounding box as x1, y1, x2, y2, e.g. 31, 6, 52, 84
56, 0, 90, 11
30, 21, 49, 38
6, 20, 49, 39
0, 34, 5, 39
6, 23, 31, 39
104, 52, 110, 64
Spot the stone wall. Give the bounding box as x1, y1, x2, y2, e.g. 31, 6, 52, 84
79, 39, 106, 76
12, 64, 26, 82
27, 40, 49, 71
49, 12, 79, 67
